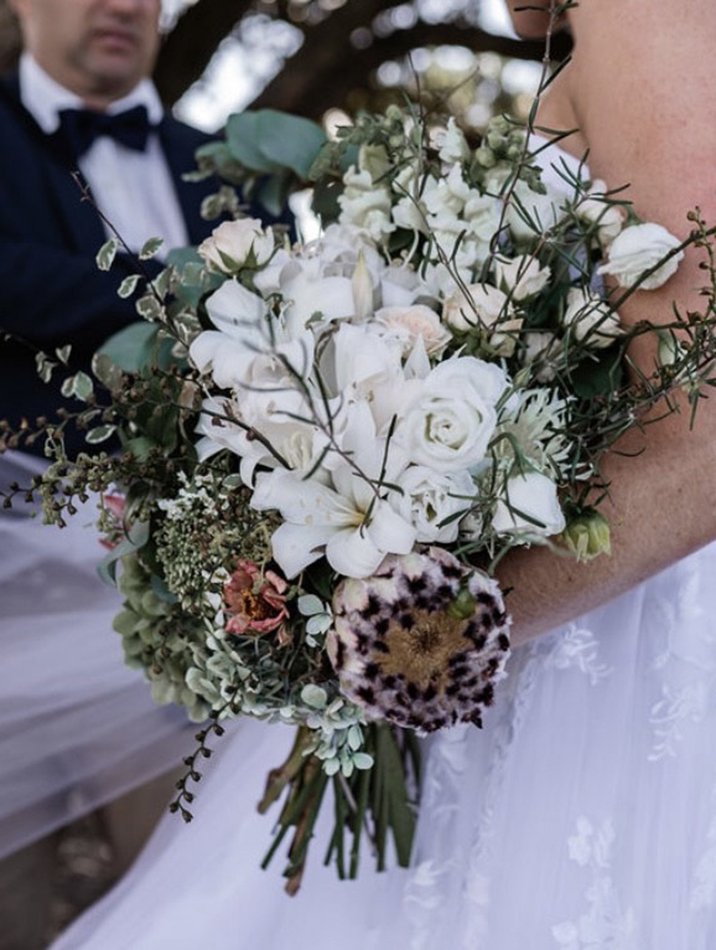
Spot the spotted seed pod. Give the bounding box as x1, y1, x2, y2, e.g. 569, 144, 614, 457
328, 547, 511, 732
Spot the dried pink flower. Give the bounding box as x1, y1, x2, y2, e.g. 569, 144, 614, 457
224, 559, 289, 637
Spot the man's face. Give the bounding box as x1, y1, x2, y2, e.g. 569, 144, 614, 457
11, 0, 162, 105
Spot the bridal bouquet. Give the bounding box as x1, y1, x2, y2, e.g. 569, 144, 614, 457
7, 106, 715, 893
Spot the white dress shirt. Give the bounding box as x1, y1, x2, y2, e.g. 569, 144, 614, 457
19, 53, 189, 254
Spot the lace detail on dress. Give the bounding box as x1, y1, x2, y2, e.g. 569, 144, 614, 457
648, 681, 708, 761
552, 818, 638, 950
401, 642, 546, 949
543, 624, 612, 685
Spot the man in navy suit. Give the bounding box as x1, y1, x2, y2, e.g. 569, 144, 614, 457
0, 2, 239, 945
0, 0, 220, 459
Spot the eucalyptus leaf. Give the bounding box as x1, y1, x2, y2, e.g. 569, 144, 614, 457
99, 321, 159, 373
252, 110, 327, 179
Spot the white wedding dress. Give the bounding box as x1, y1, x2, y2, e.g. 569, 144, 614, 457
0, 451, 192, 859
51, 143, 716, 949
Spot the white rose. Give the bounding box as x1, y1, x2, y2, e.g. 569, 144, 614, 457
492, 471, 565, 538
598, 223, 683, 290
396, 357, 505, 473
198, 218, 274, 273
442, 283, 523, 357
561, 287, 621, 349
374, 305, 452, 358
577, 181, 624, 246
506, 180, 566, 242
394, 466, 477, 543
494, 255, 551, 301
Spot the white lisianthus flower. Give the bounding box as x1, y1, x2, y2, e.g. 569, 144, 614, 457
492, 471, 565, 538
561, 287, 621, 349
506, 180, 566, 242
198, 218, 274, 273
598, 223, 683, 290
396, 357, 506, 473
577, 181, 624, 246
494, 255, 551, 302
394, 466, 477, 543
374, 305, 452, 358
338, 167, 395, 242
442, 283, 523, 357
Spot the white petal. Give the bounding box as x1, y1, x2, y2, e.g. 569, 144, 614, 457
271, 522, 336, 578
205, 279, 268, 337
325, 527, 386, 578
366, 502, 416, 554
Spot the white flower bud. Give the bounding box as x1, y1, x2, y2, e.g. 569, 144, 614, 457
561, 288, 621, 349
598, 223, 683, 290
492, 471, 565, 539
577, 181, 625, 246
198, 218, 274, 273
442, 283, 523, 357
494, 255, 551, 301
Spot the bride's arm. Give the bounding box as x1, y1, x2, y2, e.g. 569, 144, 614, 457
500, 0, 716, 645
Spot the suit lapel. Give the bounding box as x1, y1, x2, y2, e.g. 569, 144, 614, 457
0, 75, 106, 254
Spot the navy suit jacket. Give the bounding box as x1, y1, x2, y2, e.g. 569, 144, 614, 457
0, 73, 221, 458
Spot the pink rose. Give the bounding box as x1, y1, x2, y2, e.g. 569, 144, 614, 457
224, 560, 289, 637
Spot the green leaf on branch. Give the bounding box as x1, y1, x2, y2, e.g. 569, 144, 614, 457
60, 371, 94, 402
85, 424, 117, 444
35, 351, 57, 384
117, 274, 141, 299
139, 236, 164, 260
136, 294, 164, 321
96, 238, 119, 271
55, 345, 72, 365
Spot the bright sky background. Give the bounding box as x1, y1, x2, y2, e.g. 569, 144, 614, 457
170, 0, 523, 131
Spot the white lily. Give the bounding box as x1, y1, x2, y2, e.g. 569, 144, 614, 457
251, 405, 414, 578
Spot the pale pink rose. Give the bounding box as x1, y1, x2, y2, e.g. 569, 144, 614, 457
374, 305, 452, 357
224, 560, 290, 637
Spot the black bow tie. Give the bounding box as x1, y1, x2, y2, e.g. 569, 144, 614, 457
55, 104, 153, 158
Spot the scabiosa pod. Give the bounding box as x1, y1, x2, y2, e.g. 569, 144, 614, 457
328, 547, 511, 732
